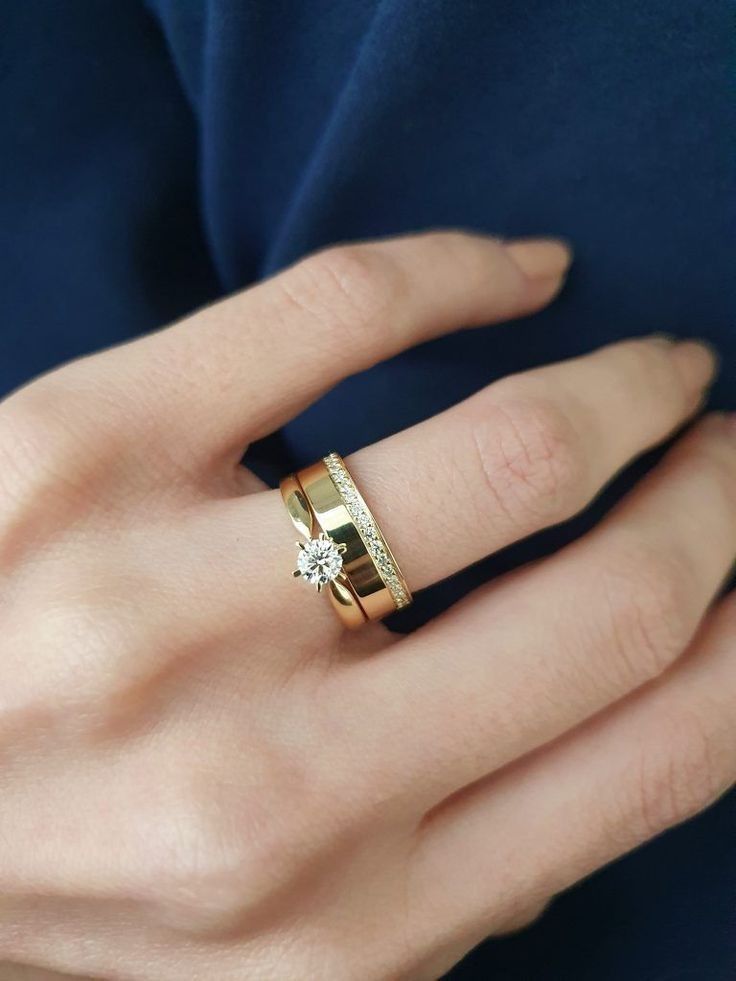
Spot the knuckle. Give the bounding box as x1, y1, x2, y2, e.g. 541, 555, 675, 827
283, 244, 398, 353
600, 545, 693, 687
467, 394, 587, 531
145, 751, 324, 935
0, 595, 134, 720
633, 707, 725, 838
145, 798, 252, 932
0, 378, 94, 520
0, 374, 130, 552
0, 384, 63, 488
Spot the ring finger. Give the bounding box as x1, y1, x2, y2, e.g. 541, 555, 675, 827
234, 332, 713, 631
345, 333, 714, 590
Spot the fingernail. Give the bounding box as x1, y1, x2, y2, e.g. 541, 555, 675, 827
670, 338, 720, 392
504, 237, 573, 281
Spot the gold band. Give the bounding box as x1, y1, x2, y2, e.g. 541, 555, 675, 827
280, 453, 412, 628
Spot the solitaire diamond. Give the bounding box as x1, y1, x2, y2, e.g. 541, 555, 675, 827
296, 535, 344, 586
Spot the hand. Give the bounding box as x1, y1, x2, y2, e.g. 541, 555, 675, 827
0, 232, 733, 980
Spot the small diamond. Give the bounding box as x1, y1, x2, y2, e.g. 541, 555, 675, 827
322, 452, 411, 610
297, 536, 344, 586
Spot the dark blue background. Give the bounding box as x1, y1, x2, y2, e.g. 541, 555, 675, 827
1, 2, 734, 977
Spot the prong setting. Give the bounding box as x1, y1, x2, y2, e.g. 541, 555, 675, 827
294, 533, 345, 590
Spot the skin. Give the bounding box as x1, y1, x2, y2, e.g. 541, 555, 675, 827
0, 231, 734, 980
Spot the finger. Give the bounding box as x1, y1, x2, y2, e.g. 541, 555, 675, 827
0, 965, 78, 981
345, 413, 736, 800
412, 589, 736, 957
219, 334, 714, 639
346, 334, 716, 589
55, 232, 570, 463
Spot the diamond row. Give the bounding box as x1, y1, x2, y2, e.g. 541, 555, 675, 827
323, 453, 411, 610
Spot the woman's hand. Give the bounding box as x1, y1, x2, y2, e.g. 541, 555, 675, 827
0, 232, 734, 981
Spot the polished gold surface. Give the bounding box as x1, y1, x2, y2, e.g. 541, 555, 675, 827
280, 471, 368, 628
280, 452, 412, 627
280, 474, 312, 540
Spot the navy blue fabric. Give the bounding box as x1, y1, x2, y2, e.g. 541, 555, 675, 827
1, 2, 734, 977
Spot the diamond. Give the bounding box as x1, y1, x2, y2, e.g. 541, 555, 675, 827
296, 535, 344, 587
322, 453, 412, 610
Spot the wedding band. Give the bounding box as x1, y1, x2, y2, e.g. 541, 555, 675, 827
280, 452, 412, 628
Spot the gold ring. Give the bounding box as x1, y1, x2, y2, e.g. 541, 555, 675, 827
280, 452, 412, 628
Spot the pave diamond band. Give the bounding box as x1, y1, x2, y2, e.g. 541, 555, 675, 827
280, 452, 412, 628
322, 453, 411, 610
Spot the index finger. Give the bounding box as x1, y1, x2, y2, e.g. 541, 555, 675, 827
89, 232, 571, 463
